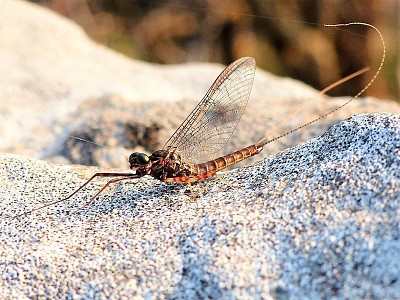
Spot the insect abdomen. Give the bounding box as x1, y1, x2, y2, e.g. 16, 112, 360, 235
194, 144, 261, 175
162, 145, 261, 183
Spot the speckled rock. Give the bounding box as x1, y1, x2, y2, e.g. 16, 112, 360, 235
2, 1, 400, 299
2, 113, 400, 299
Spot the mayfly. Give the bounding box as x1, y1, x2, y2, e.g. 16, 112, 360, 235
16, 23, 385, 217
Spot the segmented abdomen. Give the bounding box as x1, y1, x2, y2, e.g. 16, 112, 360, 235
163, 144, 261, 183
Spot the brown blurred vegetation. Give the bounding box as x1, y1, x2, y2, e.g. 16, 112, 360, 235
30, 0, 399, 100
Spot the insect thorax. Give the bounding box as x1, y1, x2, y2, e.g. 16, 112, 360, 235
148, 150, 192, 181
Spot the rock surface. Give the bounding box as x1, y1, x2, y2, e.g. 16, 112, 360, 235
2, 1, 400, 299
2, 113, 400, 299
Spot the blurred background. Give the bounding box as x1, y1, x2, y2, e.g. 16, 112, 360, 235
29, 0, 399, 101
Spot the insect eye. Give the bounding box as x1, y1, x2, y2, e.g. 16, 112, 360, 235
137, 153, 150, 164
129, 152, 150, 165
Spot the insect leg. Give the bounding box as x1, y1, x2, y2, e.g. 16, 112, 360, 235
14, 172, 137, 218
69, 175, 138, 215
215, 173, 241, 189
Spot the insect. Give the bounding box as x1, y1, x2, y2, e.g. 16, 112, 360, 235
16, 23, 384, 218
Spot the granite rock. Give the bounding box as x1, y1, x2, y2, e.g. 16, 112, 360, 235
2, 113, 400, 299
2, 1, 400, 299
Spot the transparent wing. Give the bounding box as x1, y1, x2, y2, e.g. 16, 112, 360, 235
164, 57, 256, 163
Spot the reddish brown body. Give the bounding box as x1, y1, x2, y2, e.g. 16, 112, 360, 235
162, 144, 262, 183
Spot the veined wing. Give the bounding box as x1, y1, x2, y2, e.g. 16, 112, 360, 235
164, 57, 256, 163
